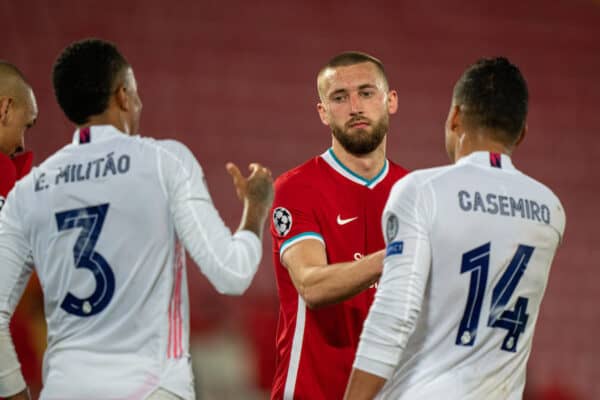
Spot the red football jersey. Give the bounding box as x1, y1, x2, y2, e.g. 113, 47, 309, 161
270, 149, 408, 400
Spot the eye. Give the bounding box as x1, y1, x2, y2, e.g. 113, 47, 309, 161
331, 94, 347, 103
360, 90, 375, 98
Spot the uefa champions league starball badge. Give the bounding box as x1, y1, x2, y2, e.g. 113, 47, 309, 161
273, 207, 292, 237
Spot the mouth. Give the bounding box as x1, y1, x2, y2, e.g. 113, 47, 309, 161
347, 119, 371, 129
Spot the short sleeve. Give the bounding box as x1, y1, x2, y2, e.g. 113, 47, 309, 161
270, 174, 323, 259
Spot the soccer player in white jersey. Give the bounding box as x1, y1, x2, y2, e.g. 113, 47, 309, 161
0, 39, 273, 400
344, 57, 566, 399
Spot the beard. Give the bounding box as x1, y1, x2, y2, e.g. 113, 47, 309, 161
331, 114, 389, 156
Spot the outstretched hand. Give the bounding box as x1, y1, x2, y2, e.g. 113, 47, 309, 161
226, 162, 274, 207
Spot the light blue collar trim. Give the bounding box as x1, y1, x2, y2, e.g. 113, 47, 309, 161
321, 148, 389, 189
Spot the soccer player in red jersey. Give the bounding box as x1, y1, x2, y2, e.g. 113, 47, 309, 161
270, 52, 409, 400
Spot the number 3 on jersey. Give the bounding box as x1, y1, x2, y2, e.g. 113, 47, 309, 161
55, 204, 115, 317
456, 242, 534, 352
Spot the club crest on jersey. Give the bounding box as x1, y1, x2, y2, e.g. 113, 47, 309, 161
386, 213, 399, 242
273, 207, 292, 237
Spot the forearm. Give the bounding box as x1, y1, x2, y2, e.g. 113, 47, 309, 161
295, 251, 383, 308
0, 323, 27, 398
353, 236, 431, 379
175, 199, 262, 295
344, 368, 387, 400
238, 199, 269, 239
4, 389, 30, 400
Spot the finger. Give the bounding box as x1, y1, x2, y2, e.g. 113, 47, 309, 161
248, 163, 261, 175
248, 163, 272, 178
226, 162, 243, 181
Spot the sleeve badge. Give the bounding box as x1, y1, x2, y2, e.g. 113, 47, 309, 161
273, 207, 293, 237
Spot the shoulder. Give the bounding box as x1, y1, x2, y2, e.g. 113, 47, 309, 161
135, 137, 190, 157
386, 165, 453, 208
275, 156, 320, 192
395, 164, 454, 190
515, 171, 566, 236
387, 159, 410, 178
145, 138, 200, 167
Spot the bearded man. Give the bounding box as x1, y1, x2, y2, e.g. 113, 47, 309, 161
269, 52, 409, 400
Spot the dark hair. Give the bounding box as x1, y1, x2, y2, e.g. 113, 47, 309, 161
453, 57, 528, 142
52, 39, 129, 125
318, 51, 388, 98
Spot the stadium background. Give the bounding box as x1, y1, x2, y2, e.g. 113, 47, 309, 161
2, 0, 599, 398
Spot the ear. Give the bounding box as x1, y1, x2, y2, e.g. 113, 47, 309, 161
446, 103, 462, 132
386, 90, 398, 115
317, 102, 329, 126
514, 123, 527, 147
0, 97, 13, 125
114, 84, 130, 112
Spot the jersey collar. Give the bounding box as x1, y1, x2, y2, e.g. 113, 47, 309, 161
320, 148, 389, 189
456, 151, 517, 171
72, 125, 128, 145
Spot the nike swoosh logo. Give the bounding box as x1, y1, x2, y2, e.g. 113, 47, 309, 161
337, 215, 358, 225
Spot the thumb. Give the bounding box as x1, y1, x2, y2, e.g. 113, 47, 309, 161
226, 162, 243, 181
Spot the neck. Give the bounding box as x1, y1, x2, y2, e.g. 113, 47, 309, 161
454, 129, 512, 162
331, 136, 386, 180
82, 111, 129, 135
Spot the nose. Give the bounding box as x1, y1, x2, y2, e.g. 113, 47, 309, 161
349, 92, 363, 115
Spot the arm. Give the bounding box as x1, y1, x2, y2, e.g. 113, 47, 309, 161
0, 326, 30, 399
345, 176, 433, 399
282, 240, 384, 309
4, 390, 31, 400
159, 141, 273, 295
344, 369, 386, 400
0, 191, 33, 398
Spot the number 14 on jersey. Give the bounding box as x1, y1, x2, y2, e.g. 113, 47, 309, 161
456, 242, 535, 352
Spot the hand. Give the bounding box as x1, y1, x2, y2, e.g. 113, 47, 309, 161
226, 162, 274, 238
226, 162, 274, 208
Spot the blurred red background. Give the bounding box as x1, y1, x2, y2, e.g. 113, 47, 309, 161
2, 0, 599, 398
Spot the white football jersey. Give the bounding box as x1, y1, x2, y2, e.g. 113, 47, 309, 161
354, 151, 565, 400
0, 125, 262, 400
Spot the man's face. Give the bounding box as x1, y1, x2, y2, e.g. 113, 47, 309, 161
317, 62, 397, 155
0, 86, 37, 157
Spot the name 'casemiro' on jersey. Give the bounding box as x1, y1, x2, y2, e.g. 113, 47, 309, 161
345, 57, 566, 400
457, 190, 551, 224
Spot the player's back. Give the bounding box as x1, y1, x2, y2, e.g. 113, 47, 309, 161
381, 152, 565, 399
13, 126, 192, 398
